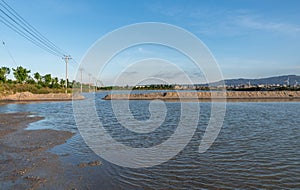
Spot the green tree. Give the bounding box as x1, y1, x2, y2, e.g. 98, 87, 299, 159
0, 67, 10, 83
33, 72, 42, 84
60, 79, 65, 88
51, 77, 59, 88
26, 76, 36, 84
43, 74, 52, 87
12, 66, 31, 84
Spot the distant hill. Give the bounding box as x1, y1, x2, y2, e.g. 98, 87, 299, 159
210, 75, 300, 86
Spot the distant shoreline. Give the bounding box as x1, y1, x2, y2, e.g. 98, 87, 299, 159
103, 91, 300, 101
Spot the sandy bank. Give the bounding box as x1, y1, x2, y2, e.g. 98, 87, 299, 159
103, 91, 300, 101
0, 91, 84, 102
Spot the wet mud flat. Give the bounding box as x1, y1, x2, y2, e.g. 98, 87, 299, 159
0, 112, 74, 189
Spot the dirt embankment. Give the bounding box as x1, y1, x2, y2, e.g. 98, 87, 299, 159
0, 92, 84, 101
103, 91, 300, 100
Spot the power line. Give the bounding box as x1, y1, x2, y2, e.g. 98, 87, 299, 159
0, 1, 87, 91
0, 15, 62, 57
0, 8, 63, 57
0, 0, 67, 55
2, 40, 18, 67
0, 0, 67, 56
0, 0, 79, 91
0, 0, 66, 57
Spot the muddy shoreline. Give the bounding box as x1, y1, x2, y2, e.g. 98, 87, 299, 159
0, 112, 74, 189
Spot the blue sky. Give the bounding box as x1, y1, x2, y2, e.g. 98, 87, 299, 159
1, 0, 300, 84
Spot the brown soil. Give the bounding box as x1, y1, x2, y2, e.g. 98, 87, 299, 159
0, 92, 84, 102
103, 91, 300, 101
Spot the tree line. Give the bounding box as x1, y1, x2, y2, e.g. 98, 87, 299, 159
0, 66, 77, 89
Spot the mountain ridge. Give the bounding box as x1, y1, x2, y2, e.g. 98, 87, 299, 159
210, 75, 300, 86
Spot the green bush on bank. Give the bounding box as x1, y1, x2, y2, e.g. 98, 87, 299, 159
0, 83, 69, 96
0, 66, 75, 95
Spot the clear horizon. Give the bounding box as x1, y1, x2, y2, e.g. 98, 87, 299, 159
1, 0, 300, 85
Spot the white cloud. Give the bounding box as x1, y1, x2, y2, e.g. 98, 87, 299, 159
146, 2, 300, 37
234, 15, 300, 35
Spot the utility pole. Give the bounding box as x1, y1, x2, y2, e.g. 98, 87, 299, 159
88, 73, 91, 93
96, 79, 100, 91
79, 68, 84, 93
95, 78, 97, 92
63, 55, 72, 94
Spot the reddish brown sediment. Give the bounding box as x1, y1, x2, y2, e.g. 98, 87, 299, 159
103, 91, 300, 101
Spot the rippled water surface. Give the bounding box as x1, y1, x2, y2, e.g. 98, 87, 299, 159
1, 92, 299, 189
